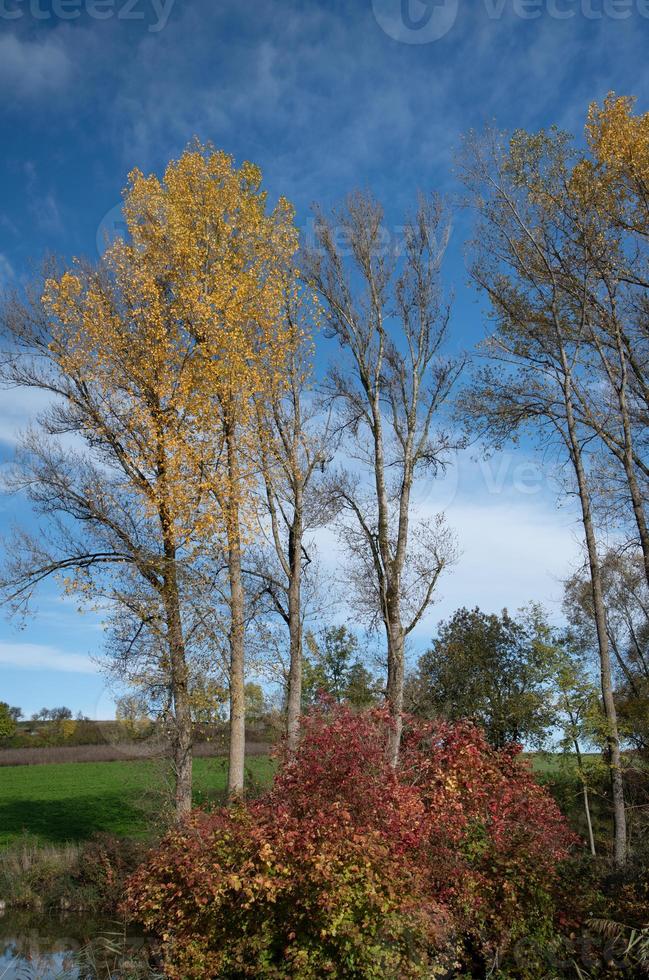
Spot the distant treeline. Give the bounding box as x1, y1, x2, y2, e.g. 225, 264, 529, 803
2, 717, 278, 752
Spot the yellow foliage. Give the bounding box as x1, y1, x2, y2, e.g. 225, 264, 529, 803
42, 140, 302, 550
60, 719, 77, 739
571, 93, 649, 236
585, 93, 649, 182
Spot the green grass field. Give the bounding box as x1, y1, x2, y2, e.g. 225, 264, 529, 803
0, 756, 275, 846
0, 752, 599, 848
526, 751, 600, 775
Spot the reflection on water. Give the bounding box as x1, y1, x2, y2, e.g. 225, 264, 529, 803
0, 911, 155, 979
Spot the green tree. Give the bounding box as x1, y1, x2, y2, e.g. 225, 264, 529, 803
189, 676, 228, 725
554, 646, 603, 857
49, 706, 73, 721
31, 706, 72, 722
344, 662, 382, 709
302, 626, 380, 707
0, 701, 17, 739
244, 682, 267, 724
307, 626, 356, 703
564, 549, 649, 754
410, 605, 559, 748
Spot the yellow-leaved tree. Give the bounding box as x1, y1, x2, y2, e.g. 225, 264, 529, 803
1, 141, 300, 811
579, 92, 649, 239
103, 143, 301, 797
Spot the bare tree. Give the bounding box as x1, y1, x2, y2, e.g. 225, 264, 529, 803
248, 297, 335, 751
302, 192, 462, 763
103, 551, 231, 728
254, 421, 332, 745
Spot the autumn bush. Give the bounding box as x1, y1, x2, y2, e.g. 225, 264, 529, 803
124, 704, 576, 978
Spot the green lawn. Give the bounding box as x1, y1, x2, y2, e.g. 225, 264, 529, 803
0, 756, 275, 846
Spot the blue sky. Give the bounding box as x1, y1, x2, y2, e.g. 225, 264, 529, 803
0, 0, 646, 717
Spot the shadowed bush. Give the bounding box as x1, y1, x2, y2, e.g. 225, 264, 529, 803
0, 833, 147, 913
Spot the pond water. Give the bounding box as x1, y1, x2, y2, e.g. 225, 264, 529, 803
0, 911, 154, 979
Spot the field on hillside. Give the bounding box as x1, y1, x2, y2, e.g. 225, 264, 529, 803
0, 756, 275, 846
0, 739, 271, 767
527, 751, 601, 774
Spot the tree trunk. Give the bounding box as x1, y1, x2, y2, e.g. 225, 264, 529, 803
226, 516, 246, 800
373, 398, 408, 767
170, 664, 193, 818
225, 421, 246, 800
610, 323, 649, 591
386, 610, 405, 767
574, 737, 596, 857
584, 515, 627, 866
582, 782, 596, 859
226, 516, 246, 798
158, 450, 193, 819
161, 557, 193, 818
619, 440, 649, 592
285, 512, 303, 754
565, 391, 627, 865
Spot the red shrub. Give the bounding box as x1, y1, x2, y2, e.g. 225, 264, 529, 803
124, 705, 576, 978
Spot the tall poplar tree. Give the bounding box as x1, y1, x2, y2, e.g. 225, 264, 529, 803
1, 142, 300, 807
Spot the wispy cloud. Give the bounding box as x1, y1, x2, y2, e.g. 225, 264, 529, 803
0, 32, 73, 101
94, 0, 649, 205
29, 191, 63, 234
0, 641, 99, 674
313, 488, 582, 646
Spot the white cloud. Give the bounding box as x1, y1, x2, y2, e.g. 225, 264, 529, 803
0, 641, 99, 674
0, 33, 73, 100
103, 0, 649, 197
431, 499, 581, 626
313, 491, 582, 650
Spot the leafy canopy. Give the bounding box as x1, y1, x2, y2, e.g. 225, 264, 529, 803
410, 604, 561, 748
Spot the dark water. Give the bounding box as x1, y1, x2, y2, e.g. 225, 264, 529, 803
0, 911, 154, 979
